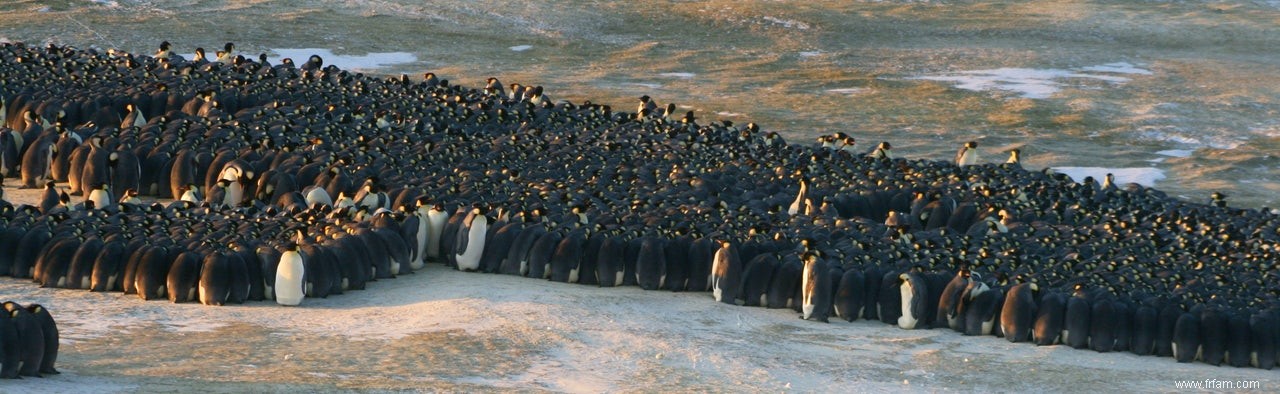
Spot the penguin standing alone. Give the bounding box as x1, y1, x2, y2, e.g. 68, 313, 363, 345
275, 240, 307, 306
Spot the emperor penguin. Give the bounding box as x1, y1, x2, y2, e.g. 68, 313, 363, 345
275, 239, 307, 306
800, 252, 833, 323
39, 181, 59, 214
1005, 149, 1022, 167
834, 267, 866, 321
302, 185, 332, 207
334, 192, 355, 211
5, 303, 44, 377
509, 83, 525, 101
352, 178, 389, 210
411, 197, 431, 270
217, 42, 236, 64
839, 136, 858, 153
1101, 173, 1117, 192
153, 40, 172, 59
1063, 283, 1092, 349
206, 180, 230, 208
1172, 311, 1201, 363
121, 103, 147, 129
868, 141, 893, 160
87, 182, 112, 210
1212, 191, 1230, 208
898, 271, 928, 329
218, 161, 253, 207
301, 54, 324, 72
710, 240, 742, 305
964, 284, 1003, 336
454, 203, 489, 272
425, 203, 449, 261
25, 304, 60, 375
637, 95, 658, 114
937, 268, 971, 329
484, 77, 505, 97
1002, 282, 1041, 342
787, 178, 809, 216
179, 184, 202, 203
191, 47, 208, 64
955, 141, 980, 166
119, 188, 142, 206
1033, 292, 1068, 346
19, 136, 55, 188
0, 127, 20, 178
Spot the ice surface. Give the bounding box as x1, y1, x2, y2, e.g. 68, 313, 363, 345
1155, 149, 1194, 158
915, 63, 1151, 99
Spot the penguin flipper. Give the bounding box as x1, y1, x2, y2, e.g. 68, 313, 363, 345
454, 224, 471, 257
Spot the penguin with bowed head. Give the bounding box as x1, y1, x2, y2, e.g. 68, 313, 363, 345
800, 251, 833, 323
710, 239, 742, 305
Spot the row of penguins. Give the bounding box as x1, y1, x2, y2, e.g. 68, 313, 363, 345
0, 41, 1276, 371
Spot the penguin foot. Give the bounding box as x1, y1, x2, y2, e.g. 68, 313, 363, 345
40, 368, 59, 375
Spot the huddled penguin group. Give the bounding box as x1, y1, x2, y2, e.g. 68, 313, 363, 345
0, 301, 60, 378
0, 41, 1277, 371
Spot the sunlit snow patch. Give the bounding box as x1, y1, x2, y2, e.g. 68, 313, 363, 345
826, 88, 866, 95
914, 62, 1151, 99
659, 72, 696, 79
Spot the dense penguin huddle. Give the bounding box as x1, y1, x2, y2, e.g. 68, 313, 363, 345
0, 41, 1277, 370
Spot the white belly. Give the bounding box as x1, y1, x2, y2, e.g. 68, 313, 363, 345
275, 251, 306, 306
898, 284, 917, 329
412, 212, 429, 269
224, 182, 243, 207
455, 220, 487, 271
426, 212, 447, 259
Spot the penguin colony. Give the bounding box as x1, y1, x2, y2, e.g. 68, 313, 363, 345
0, 41, 1277, 370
